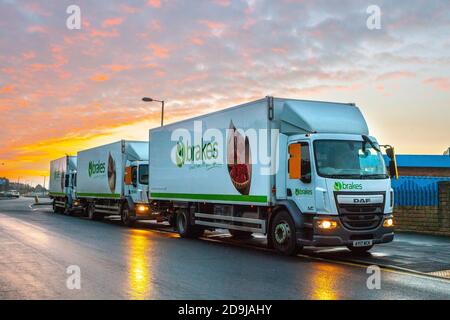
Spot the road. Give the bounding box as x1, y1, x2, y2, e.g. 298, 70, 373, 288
0, 198, 449, 299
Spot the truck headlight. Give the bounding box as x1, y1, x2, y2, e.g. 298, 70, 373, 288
383, 217, 394, 227
317, 219, 337, 230
137, 205, 149, 212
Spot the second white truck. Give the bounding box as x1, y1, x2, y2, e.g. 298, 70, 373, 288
76, 140, 155, 225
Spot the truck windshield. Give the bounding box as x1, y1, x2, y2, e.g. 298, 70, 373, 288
139, 164, 149, 185
314, 140, 388, 179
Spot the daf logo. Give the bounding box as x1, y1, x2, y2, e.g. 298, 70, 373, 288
354, 198, 371, 204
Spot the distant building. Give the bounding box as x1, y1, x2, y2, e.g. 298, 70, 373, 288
384, 155, 450, 177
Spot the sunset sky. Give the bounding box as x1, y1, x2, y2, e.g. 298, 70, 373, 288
0, 0, 449, 186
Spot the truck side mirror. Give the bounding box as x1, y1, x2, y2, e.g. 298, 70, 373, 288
288, 143, 301, 179
386, 147, 398, 180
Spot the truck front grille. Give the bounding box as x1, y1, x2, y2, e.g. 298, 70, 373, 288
335, 193, 385, 231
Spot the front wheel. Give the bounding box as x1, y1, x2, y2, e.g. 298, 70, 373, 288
271, 211, 301, 256
52, 201, 58, 213
177, 210, 204, 238
121, 203, 135, 227
347, 245, 373, 255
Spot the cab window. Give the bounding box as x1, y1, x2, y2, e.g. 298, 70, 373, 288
139, 164, 149, 185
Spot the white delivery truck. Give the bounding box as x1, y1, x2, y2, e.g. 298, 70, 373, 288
49, 156, 80, 213
149, 97, 397, 255
76, 140, 154, 226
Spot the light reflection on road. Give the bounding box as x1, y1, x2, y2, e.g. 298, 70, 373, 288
127, 229, 152, 299
308, 263, 343, 300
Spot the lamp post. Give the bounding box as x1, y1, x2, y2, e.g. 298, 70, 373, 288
142, 97, 165, 127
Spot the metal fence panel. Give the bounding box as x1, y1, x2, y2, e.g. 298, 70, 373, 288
391, 176, 450, 207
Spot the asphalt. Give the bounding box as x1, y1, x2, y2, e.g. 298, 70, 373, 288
0, 198, 449, 299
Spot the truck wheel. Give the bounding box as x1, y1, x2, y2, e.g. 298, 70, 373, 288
271, 211, 300, 256
87, 203, 102, 221
229, 229, 253, 239
121, 203, 135, 227
177, 210, 204, 238
168, 214, 177, 230
52, 201, 58, 213
347, 245, 373, 255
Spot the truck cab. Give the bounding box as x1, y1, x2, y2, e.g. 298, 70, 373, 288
124, 160, 149, 204
124, 160, 152, 222
277, 133, 395, 254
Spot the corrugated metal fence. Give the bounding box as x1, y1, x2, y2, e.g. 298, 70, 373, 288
391, 176, 450, 207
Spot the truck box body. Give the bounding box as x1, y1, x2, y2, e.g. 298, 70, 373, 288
49, 156, 77, 197
77, 141, 148, 199
149, 98, 369, 206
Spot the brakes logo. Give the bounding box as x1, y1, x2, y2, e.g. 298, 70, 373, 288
88, 161, 106, 177
334, 181, 363, 191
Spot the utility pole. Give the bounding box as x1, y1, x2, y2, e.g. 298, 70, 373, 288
43, 176, 46, 197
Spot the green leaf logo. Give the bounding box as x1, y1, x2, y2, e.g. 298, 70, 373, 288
176, 141, 185, 168
88, 161, 93, 177
334, 181, 343, 191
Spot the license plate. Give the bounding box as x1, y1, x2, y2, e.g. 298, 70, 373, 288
352, 240, 373, 247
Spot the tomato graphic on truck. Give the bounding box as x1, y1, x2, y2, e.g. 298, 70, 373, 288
227, 121, 252, 195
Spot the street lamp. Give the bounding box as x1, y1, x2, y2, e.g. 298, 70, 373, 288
142, 97, 165, 127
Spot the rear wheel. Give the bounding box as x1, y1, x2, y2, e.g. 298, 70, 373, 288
347, 245, 373, 255
177, 210, 204, 238
271, 211, 301, 256
229, 229, 253, 239
121, 203, 135, 227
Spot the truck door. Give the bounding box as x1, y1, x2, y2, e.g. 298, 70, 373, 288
286, 141, 315, 213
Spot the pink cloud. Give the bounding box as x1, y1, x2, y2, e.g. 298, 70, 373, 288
377, 71, 416, 81
22, 51, 36, 60
191, 37, 204, 45
214, 0, 231, 6
423, 77, 450, 91
26, 25, 47, 34
147, 0, 161, 8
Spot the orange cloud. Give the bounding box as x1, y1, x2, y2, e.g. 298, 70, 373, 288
90, 28, 120, 38
102, 64, 132, 72
102, 17, 125, 27
91, 74, 109, 82
147, 43, 170, 58
0, 85, 15, 94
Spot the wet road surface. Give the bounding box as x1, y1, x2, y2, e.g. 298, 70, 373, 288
0, 198, 449, 299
